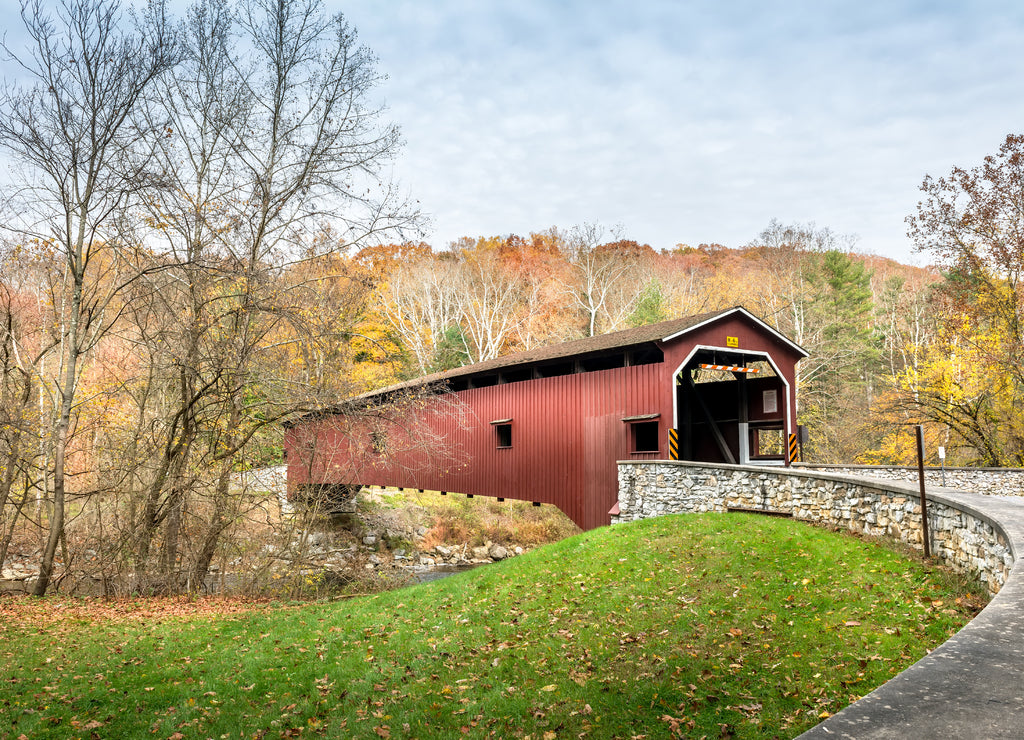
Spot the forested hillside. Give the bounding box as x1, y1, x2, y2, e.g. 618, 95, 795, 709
0, 210, 974, 593
4, 176, 1023, 596
1, 0, 1021, 596
351, 221, 937, 466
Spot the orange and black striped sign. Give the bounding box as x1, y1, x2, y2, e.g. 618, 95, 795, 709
698, 363, 759, 373
788, 432, 799, 463
669, 428, 680, 460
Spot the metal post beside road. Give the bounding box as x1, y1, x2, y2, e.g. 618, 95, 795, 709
916, 424, 931, 558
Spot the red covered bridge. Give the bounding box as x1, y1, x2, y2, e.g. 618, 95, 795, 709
285, 306, 807, 530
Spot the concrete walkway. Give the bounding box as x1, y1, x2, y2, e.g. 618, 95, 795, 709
800, 488, 1024, 739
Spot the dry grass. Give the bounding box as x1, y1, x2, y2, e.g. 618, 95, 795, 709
0, 593, 289, 626
366, 487, 582, 550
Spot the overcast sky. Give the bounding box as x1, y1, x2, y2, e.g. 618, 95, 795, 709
4, 1, 1023, 264
334, 0, 1024, 264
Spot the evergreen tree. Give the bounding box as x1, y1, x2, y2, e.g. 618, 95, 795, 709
627, 280, 669, 327
429, 325, 472, 373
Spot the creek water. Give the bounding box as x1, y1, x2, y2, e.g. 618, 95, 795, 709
402, 563, 485, 584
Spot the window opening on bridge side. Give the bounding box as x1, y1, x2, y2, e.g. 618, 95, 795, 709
581, 353, 625, 372
536, 361, 575, 378
629, 420, 660, 454
500, 367, 534, 384
491, 418, 513, 449
628, 345, 664, 366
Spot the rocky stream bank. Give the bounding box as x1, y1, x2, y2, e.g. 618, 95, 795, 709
1, 497, 533, 596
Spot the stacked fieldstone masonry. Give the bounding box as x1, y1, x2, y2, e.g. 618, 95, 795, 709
615, 461, 1013, 595
799, 464, 1024, 497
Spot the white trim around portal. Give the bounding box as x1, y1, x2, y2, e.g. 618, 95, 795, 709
670, 344, 794, 453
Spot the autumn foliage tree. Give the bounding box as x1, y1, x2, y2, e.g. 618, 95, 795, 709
892, 133, 1024, 465
0, 0, 178, 595
0, 0, 416, 595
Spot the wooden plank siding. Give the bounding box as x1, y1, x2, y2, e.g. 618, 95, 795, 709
285, 307, 807, 530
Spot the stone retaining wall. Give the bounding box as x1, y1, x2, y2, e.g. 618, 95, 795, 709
614, 461, 1014, 594
798, 464, 1024, 497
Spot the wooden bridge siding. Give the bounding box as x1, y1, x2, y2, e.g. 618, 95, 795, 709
286, 311, 806, 529
286, 361, 673, 529
420, 362, 672, 529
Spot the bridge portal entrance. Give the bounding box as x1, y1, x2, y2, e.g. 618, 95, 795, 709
673, 346, 791, 465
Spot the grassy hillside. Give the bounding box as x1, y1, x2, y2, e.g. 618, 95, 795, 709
0, 514, 985, 739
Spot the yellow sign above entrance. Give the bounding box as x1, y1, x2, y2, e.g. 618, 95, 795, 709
726, 336, 739, 348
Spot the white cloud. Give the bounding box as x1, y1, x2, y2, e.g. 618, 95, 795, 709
5, 0, 1023, 263
344, 0, 1024, 260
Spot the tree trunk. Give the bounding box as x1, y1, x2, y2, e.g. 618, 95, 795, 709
33, 388, 73, 595
33, 268, 84, 596
159, 488, 184, 589
0, 472, 32, 574
189, 465, 233, 593
0, 370, 31, 567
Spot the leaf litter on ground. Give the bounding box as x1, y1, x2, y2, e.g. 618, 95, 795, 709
0, 513, 988, 739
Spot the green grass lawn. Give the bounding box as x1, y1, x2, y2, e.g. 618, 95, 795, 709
0, 513, 986, 739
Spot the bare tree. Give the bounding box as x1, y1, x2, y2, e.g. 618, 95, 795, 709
0, 0, 413, 595
0, 279, 36, 569
750, 220, 859, 394
379, 256, 462, 374
123, 0, 418, 590
874, 271, 935, 383
449, 248, 537, 364
559, 224, 653, 337
0, 0, 178, 595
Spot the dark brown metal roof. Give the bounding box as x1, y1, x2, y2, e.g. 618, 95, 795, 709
360, 305, 806, 400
